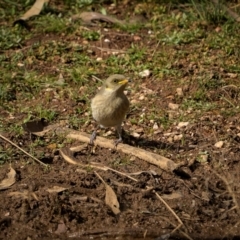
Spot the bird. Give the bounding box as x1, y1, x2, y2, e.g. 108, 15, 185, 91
90, 74, 130, 146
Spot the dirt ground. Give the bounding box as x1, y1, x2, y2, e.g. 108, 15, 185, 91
1, 1, 240, 239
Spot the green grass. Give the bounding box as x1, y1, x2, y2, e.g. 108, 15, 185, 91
182, 99, 216, 112
190, 0, 227, 24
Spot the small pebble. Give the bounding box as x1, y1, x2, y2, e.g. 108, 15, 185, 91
153, 122, 159, 130
177, 122, 189, 128
163, 132, 178, 137
214, 141, 224, 148
103, 130, 112, 136
174, 134, 183, 141
130, 99, 138, 104
132, 132, 140, 138
139, 95, 145, 100
135, 128, 144, 133
226, 73, 237, 78
197, 152, 208, 163
133, 35, 141, 41
168, 103, 179, 110
176, 88, 183, 96
139, 69, 150, 78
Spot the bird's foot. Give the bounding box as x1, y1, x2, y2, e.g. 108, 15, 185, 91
90, 131, 97, 145
114, 137, 122, 148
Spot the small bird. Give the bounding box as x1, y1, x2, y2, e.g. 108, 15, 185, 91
90, 74, 130, 146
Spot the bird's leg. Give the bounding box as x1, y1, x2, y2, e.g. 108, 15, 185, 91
90, 124, 99, 145
114, 125, 123, 147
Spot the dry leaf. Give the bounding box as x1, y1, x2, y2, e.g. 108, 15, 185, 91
8, 190, 39, 200
60, 148, 138, 182
55, 220, 67, 234
0, 167, 16, 190
161, 192, 183, 200
19, 0, 49, 21
168, 103, 179, 110
46, 186, 69, 193
8, 190, 29, 199
23, 120, 60, 137
46, 143, 57, 150
105, 185, 120, 215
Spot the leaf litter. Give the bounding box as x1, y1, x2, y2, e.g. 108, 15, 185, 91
0, 167, 16, 190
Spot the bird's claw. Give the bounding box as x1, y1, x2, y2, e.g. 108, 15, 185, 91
90, 131, 97, 145
114, 137, 122, 148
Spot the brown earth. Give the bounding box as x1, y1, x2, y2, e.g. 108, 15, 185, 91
1, 1, 240, 240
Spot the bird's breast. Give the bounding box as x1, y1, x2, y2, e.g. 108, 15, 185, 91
91, 93, 129, 127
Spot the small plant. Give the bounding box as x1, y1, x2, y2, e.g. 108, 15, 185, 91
35, 106, 58, 122
182, 99, 216, 112
190, 0, 227, 24
0, 146, 11, 164
82, 30, 100, 41
0, 27, 23, 50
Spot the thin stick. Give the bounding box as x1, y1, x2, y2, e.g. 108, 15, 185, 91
154, 190, 193, 239
99, 30, 103, 59
0, 134, 48, 167
65, 130, 180, 172
59, 147, 138, 182
159, 216, 193, 240
94, 171, 105, 184
154, 190, 183, 228
221, 84, 239, 89
221, 96, 236, 108
152, 40, 161, 57
179, 179, 209, 201
92, 75, 103, 83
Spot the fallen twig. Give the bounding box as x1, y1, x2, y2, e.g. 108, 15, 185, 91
154, 191, 183, 232
65, 130, 181, 172
59, 147, 138, 182
154, 190, 192, 240
94, 171, 120, 215
0, 134, 48, 167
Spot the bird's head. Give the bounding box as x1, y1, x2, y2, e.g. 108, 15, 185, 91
104, 74, 129, 93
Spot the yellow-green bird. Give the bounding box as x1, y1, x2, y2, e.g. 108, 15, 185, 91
90, 74, 130, 146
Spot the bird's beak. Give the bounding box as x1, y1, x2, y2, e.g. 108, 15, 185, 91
118, 79, 129, 85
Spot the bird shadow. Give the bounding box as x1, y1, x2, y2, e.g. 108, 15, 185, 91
122, 130, 180, 152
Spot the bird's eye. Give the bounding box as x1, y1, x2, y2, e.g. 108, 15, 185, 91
113, 79, 118, 83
